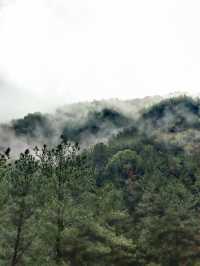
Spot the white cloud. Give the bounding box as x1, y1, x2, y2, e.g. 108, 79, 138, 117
0, 0, 200, 120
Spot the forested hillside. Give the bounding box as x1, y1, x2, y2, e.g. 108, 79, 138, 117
0, 96, 162, 153
1, 96, 200, 265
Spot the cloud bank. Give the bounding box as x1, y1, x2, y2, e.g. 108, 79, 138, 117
0, 0, 200, 121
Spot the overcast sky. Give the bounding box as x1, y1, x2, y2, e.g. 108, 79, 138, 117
0, 0, 200, 121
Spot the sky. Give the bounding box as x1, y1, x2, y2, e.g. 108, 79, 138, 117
0, 0, 200, 121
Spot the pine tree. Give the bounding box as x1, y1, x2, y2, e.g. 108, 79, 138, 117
61, 183, 136, 266
136, 176, 200, 265
35, 139, 95, 265
0, 149, 40, 266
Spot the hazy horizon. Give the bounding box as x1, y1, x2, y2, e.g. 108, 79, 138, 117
1, 0, 200, 121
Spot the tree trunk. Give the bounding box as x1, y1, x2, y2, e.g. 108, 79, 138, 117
70, 250, 78, 266
11, 211, 23, 266
55, 170, 64, 264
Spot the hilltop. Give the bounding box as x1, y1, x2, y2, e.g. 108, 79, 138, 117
1, 94, 200, 153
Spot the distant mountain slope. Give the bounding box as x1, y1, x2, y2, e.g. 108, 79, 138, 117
141, 96, 200, 132
2, 94, 199, 154
0, 96, 163, 153
114, 96, 200, 152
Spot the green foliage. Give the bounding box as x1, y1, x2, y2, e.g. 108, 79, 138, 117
0, 149, 41, 265
106, 149, 142, 186
136, 177, 200, 265
2, 97, 200, 265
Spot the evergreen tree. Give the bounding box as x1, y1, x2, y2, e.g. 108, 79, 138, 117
136, 176, 200, 265
0, 149, 40, 266
35, 139, 94, 265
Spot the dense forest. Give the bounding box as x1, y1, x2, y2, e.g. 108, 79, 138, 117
1, 96, 200, 265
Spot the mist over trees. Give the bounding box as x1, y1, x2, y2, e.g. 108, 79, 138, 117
0, 96, 162, 154
1, 96, 200, 265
